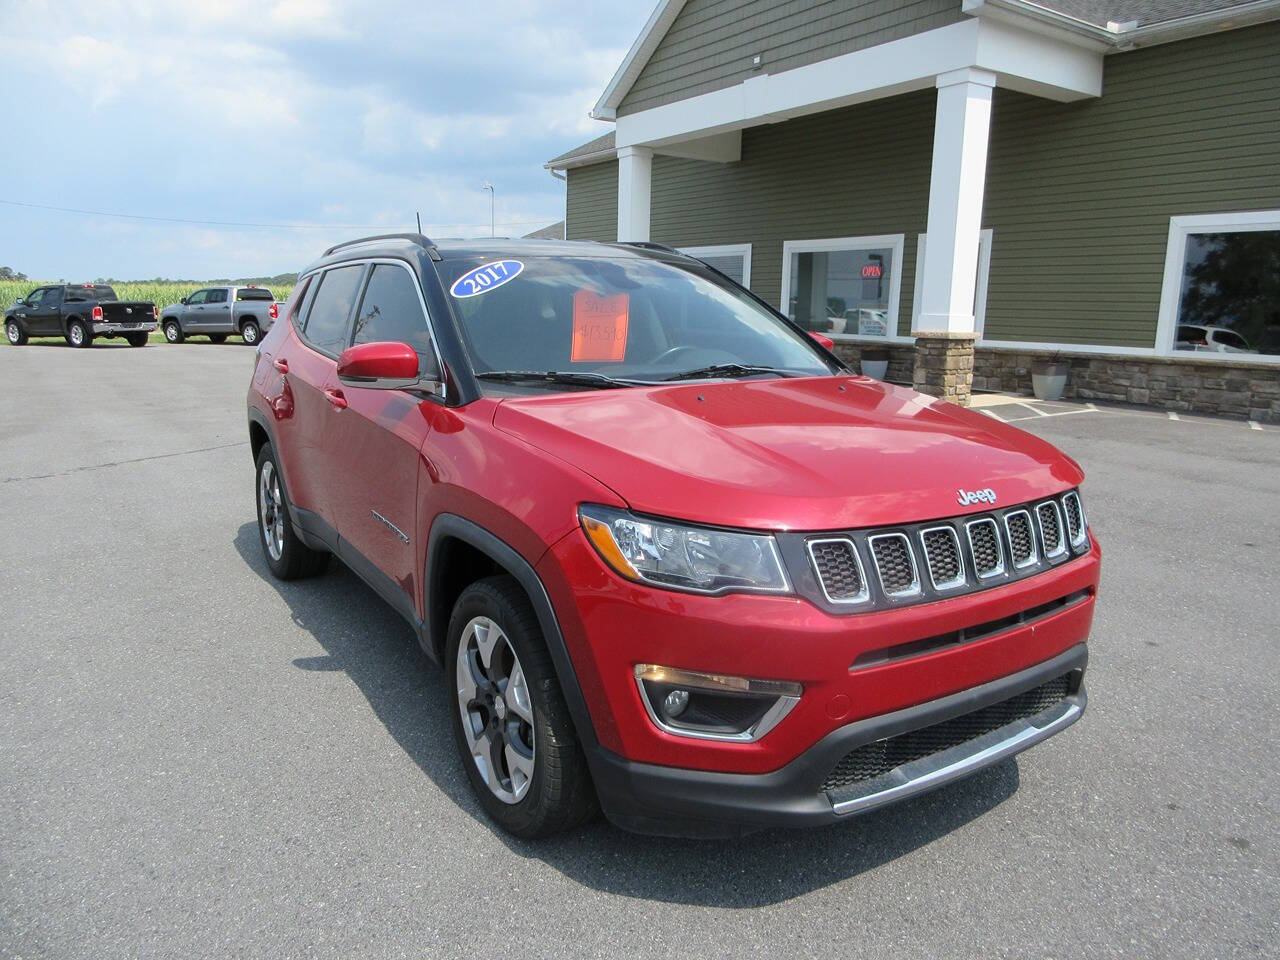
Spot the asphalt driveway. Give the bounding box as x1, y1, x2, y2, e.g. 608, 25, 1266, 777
1, 341, 1276, 959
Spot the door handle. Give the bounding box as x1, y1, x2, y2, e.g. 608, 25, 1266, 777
325, 388, 347, 410
273, 358, 289, 373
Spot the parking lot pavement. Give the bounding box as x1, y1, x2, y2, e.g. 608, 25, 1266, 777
1, 342, 1276, 960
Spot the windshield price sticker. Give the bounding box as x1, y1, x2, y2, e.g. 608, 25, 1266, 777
571, 290, 630, 363
450, 260, 524, 298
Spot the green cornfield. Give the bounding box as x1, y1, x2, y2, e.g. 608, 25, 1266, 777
1, 280, 295, 311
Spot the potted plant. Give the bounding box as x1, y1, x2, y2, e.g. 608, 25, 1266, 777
1031, 352, 1070, 400
860, 345, 890, 380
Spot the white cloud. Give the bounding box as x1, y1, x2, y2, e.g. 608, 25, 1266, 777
0, 0, 651, 279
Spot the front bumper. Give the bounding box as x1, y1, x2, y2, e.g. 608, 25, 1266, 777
93, 321, 157, 335
591, 644, 1087, 836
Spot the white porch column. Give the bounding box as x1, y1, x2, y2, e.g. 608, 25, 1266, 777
616, 145, 653, 242
914, 68, 996, 337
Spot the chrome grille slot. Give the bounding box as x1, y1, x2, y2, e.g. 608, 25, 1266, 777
807, 538, 869, 604
919, 526, 965, 591
966, 518, 1005, 579
1004, 510, 1037, 569
1062, 491, 1086, 547
1037, 501, 1066, 558
868, 533, 920, 598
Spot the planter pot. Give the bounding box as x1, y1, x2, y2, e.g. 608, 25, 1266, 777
1031, 361, 1069, 401
860, 359, 889, 380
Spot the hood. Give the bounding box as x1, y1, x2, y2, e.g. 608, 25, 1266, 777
493, 377, 1083, 531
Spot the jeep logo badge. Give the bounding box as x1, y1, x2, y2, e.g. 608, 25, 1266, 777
957, 488, 997, 506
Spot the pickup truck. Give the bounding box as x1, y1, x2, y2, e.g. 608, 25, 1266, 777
160, 286, 281, 345
5, 284, 158, 348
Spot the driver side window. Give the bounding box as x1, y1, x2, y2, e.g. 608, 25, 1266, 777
187, 290, 208, 305
25, 288, 47, 306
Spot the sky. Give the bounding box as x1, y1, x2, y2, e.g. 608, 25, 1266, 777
0, 0, 649, 281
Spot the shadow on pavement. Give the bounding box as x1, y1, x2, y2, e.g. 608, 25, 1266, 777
235, 521, 1021, 908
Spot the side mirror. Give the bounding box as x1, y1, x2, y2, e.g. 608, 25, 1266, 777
808, 331, 836, 351
337, 341, 442, 393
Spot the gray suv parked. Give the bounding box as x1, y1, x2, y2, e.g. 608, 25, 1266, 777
160, 285, 280, 345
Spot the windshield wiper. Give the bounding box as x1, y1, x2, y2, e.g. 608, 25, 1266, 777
659, 363, 793, 382
475, 370, 634, 390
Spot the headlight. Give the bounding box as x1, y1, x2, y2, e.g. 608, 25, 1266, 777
578, 505, 790, 595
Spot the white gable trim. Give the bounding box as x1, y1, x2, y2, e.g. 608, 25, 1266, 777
592, 0, 688, 122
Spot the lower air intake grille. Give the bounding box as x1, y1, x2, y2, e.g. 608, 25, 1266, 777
822, 674, 1073, 793
809, 539, 865, 601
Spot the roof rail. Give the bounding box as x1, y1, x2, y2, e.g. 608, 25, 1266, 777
324, 232, 441, 261
617, 241, 683, 255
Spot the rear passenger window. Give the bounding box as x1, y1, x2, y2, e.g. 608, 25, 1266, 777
206, 289, 227, 303
237, 288, 274, 301
303, 265, 364, 356
351, 264, 433, 355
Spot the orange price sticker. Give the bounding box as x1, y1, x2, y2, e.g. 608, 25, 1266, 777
571, 290, 630, 363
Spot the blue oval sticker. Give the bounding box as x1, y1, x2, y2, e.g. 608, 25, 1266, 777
449, 259, 524, 299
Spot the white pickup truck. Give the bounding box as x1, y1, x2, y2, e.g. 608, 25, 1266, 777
159, 285, 282, 345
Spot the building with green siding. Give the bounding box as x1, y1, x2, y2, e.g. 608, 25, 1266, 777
547, 0, 1280, 421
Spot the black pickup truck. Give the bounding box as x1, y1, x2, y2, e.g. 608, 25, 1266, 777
4, 284, 158, 348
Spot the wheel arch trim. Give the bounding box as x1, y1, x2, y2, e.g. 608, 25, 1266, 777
426, 513, 602, 756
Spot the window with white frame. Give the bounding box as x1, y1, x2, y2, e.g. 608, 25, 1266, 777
1157, 211, 1280, 359
780, 235, 904, 339
912, 229, 993, 335
677, 244, 752, 288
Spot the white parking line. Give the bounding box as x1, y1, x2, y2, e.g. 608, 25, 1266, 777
1015, 402, 1050, 417
1167, 411, 1181, 421
1249, 421, 1263, 431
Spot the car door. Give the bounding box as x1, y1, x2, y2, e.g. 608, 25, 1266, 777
205, 288, 232, 332
324, 261, 438, 606
15, 288, 53, 334
184, 289, 209, 331
280, 263, 367, 530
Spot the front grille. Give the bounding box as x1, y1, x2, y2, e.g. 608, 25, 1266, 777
808, 539, 866, 603
920, 527, 963, 589
1037, 502, 1064, 556
822, 674, 1074, 793
1062, 492, 1085, 545
1005, 510, 1036, 568
801, 489, 1087, 612
967, 518, 1003, 577
869, 534, 918, 596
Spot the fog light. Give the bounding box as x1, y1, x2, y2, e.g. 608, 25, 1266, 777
663, 689, 690, 718
634, 664, 802, 743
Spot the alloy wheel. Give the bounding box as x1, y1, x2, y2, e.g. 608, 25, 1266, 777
455, 616, 536, 804
165, 323, 179, 342
69, 324, 84, 346
258, 459, 285, 561
6, 323, 18, 344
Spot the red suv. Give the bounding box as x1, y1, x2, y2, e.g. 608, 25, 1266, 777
247, 234, 1099, 838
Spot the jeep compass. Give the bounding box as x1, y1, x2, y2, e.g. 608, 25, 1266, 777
247, 233, 1099, 838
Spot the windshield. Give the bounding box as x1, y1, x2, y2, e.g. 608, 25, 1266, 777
438, 254, 834, 387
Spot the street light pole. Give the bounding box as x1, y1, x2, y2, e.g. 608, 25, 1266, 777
481, 181, 495, 237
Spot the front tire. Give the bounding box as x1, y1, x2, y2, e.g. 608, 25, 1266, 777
447, 576, 595, 838
254, 443, 329, 580
66, 320, 91, 348
241, 320, 261, 345
5, 321, 27, 345
163, 321, 184, 343
126, 332, 148, 347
